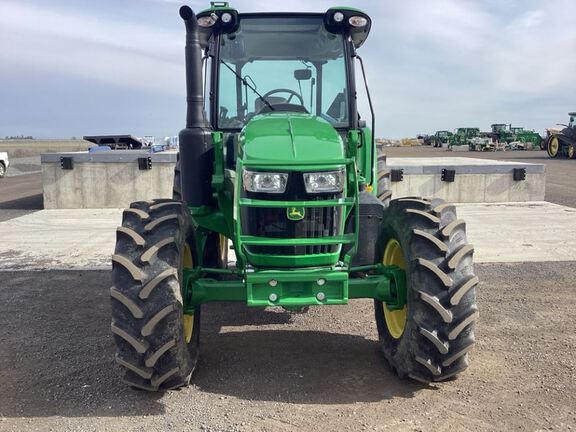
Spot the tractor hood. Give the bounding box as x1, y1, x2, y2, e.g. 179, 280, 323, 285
241, 113, 345, 164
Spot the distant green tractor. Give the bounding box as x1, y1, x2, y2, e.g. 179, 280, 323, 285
449, 128, 480, 149
509, 127, 541, 148
431, 130, 453, 148
546, 113, 576, 159
489, 124, 542, 150
110, 2, 478, 391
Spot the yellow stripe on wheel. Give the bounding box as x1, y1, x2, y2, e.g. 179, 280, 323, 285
382, 239, 408, 339
182, 243, 194, 343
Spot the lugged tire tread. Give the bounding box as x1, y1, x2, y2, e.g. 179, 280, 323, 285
112, 255, 146, 282
450, 276, 479, 306
405, 209, 440, 225
141, 305, 177, 336
419, 327, 449, 354
375, 197, 477, 384
448, 310, 479, 341
151, 367, 179, 388
418, 291, 453, 323
441, 219, 466, 239
115, 355, 153, 379
442, 343, 475, 367
415, 356, 441, 376
145, 339, 176, 368
110, 287, 144, 319
447, 244, 474, 270
413, 229, 449, 253
150, 201, 182, 212
139, 268, 178, 300
123, 208, 150, 220
140, 237, 176, 263
144, 215, 179, 232
111, 198, 200, 392
117, 227, 146, 246
417, 258, 453, 288
111, 323, 148, 354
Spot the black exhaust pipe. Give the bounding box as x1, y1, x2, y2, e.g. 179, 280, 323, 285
178, 5, 214, 207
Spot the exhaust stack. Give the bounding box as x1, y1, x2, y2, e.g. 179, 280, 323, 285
178, 5, 214, 207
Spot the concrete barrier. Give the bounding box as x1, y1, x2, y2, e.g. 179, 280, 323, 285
387, 157, 545, 202
41, 151, 176, 209
41, 152, 545, 208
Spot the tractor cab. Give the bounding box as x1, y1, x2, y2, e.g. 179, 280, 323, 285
569, 112, 575, 129
491, 123, 507, 133
192, 4, 374, 176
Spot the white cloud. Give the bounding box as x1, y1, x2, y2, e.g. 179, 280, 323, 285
0, 1, 184, 94
0, 0, 574, 138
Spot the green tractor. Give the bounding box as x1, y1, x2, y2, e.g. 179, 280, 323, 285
110, 2, 478, 391
510, 127, 542, 149
489, 124, 511, 144
490, 124, 542, 150
430, 130, 453, 148
450, 128, 481, 149
546, 113, 576, 159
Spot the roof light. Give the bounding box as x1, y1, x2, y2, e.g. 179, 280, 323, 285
198, 13, 218, 27
333, 12, 344, 23
221, 12, 232, 23
349, 16, 368, 27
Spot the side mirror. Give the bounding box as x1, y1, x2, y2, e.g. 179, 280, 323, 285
294, 69, 312, 81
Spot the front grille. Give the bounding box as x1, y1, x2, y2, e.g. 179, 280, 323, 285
241, 172, 342, 256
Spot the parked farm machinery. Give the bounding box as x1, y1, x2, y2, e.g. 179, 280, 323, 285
546, 113, 576, 159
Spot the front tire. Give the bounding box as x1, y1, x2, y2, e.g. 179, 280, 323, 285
0, 162, 5, 178
376, 151, 391, 207
374, 198, 478, 382
111, 199, 200, 391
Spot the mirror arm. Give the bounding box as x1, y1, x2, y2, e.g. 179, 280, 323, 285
356, 54, 375, 182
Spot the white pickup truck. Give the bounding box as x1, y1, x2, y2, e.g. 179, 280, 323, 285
0, 152, 9, 178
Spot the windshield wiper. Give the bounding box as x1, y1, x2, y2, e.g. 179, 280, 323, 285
220, 60, 275, 112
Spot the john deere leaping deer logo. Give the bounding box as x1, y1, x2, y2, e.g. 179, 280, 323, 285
287, 207, 305, 221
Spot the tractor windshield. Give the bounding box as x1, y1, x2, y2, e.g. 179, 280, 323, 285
217, 16, 349, 130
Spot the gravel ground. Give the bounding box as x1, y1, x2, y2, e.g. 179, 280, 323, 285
0, 262, 575, 431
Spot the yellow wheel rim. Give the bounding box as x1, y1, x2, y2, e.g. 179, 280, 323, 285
219, 234, 228, 265
549, 136, 559, 156
182, 243, 194, 343
382, 239, 407, 339
568, 145, 574, 159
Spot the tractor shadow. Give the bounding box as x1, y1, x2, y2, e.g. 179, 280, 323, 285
194, 302, 425, 404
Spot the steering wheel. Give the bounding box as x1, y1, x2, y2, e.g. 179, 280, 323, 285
261, 88, 305, 107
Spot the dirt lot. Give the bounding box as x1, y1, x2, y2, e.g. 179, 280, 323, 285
0, 263, 575, 432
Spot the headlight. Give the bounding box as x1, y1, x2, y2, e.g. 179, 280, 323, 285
349, 16, 368, 27
303, 169, 345, 193
198, 13, 218, 27
243, 170, 288, 194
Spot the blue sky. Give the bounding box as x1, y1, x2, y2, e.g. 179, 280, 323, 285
0, 0, 574, 139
